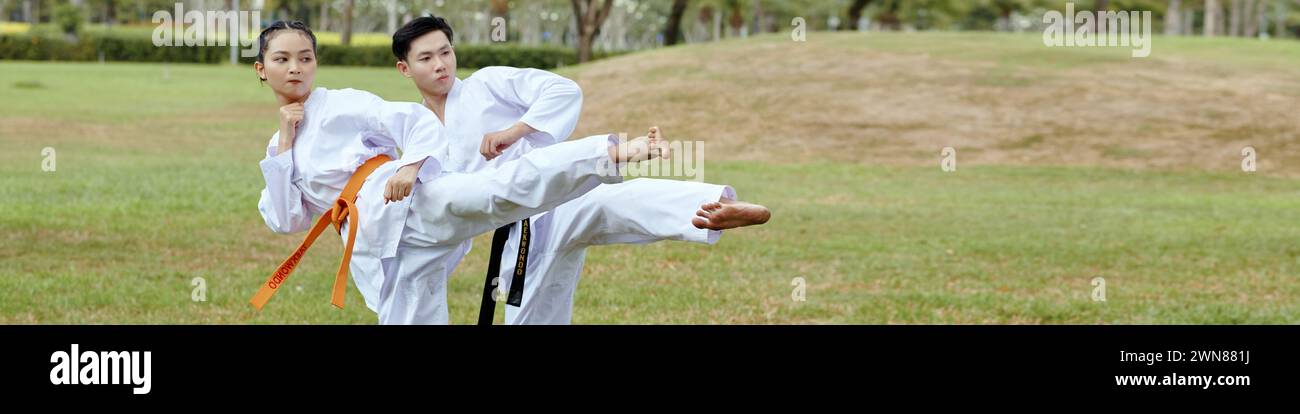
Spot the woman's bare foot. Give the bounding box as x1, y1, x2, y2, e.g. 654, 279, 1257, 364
692, 198, 771, 230
647, 126, 671, 160
609, 126, 671, 163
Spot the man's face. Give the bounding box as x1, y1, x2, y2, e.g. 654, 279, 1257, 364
397, 30, 457, 97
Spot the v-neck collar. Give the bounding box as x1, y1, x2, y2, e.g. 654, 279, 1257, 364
422, 78, 462, 128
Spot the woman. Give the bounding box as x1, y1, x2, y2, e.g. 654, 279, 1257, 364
250, 21, 664, 322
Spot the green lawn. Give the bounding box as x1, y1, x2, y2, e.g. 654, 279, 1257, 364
3, 32, 1300, 324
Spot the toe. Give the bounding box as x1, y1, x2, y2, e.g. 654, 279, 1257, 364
691, 217, 709, 229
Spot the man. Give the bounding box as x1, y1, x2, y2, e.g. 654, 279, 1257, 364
390, 16, 772, 324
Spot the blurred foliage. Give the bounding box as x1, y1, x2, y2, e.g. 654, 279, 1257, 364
2, 0, 1298, 50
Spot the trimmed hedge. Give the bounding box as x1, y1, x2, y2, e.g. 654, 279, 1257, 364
2, 33, 238, 63
0, 32, 613, 69
318, 43, 590, 69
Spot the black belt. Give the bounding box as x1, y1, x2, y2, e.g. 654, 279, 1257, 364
477, 218, 530, 325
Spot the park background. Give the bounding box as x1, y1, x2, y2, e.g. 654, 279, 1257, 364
1, 0, 1299, 324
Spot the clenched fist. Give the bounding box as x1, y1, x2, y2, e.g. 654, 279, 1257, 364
479, 122, 538, 161
384, 160, 424, 203
276, 102, 304, 155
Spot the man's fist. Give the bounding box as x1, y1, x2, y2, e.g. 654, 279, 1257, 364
479, 122, 538, 161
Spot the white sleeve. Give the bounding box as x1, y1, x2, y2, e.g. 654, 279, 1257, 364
477, 66, 583, 147
353, 92, 447, 183
256, 133, 314, 234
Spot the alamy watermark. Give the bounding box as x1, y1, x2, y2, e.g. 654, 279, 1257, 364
191, 277, 207, 302
597, 134, 706, 182
1043, 2, 1152, 58
1091, 277, 1107, 302
791, 277, 807, 302
940, 147, 956, 172
151, 2, 262, 58
1241, 146, 1256, 172
41, 147, 56, 172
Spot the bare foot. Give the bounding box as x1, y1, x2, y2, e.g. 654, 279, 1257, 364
692, 198, 771, 230
647, 126, 671, 160
610, 126, 670, 163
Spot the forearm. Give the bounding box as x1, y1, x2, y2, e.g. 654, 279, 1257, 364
275, 135, 292, 155
508, 121, 538, 142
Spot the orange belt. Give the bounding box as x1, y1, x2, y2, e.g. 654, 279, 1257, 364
250, 154, 393, 310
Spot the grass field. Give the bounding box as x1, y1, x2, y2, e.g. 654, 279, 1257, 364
2, 32, 1299, 324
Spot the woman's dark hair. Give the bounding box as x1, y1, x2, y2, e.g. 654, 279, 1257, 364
392, 16, 455, 61
256, 20, 317, 81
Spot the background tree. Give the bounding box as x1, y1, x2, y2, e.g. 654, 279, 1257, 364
571, 0, 614, 62
341, 0, 355, 45
665, 0, 689, 45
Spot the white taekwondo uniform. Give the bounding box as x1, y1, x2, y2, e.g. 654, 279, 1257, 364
256, 87, 622, 323
433, 67, 735, 325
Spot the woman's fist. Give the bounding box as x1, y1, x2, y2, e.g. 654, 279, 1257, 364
276, 103, 305, 154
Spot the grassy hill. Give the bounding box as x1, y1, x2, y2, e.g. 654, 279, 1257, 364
569, 32, 1300, 174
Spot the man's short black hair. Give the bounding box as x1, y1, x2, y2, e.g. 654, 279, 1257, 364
392, 16, 455, 61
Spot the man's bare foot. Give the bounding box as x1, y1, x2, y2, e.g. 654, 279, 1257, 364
692, 198, 771, 230
609, 126, 671, 163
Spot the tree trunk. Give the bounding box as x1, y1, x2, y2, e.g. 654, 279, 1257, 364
995, 5, 1014, 32
273, 0, 287, 21
1228, 0, 1241, 36
1165, 0, 1182, 35
728, 2, 744, 37
297, 0, 311, 24
386, 0, 398, 34
847, 0, 871, 31
1245, 0, 1259, 37
106, 0, 117, 25
1275, 0, 1288, 38
1218, 0, 1228, 34
341, 0, 354, 46
571, 0, 614, 63
876, 2, 900, 31
1204, 0, 1219, 36
319, 0, 329, 32
577, 31, 593, 62
490, 0, 508, 40
713, 7, 722, 39
1095, 0, 1110, 32
490, 0, 509, 20
665, 0, 688, 46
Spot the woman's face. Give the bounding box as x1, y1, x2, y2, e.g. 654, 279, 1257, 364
255, 31, 316, 102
